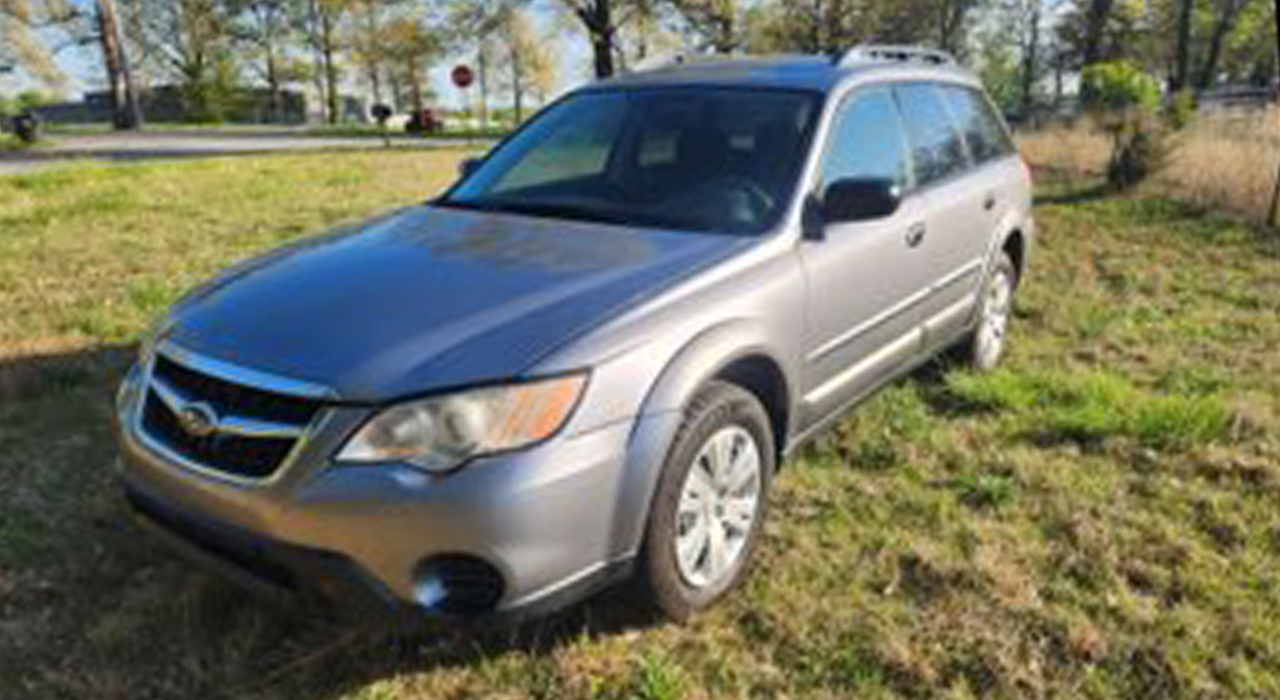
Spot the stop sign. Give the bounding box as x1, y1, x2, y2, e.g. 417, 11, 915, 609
451, 65, 474, 89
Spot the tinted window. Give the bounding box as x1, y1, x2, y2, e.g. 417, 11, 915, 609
894, 84, 969, 186
822, 88, 911, 191
445, 88, 821, 234
942, 86, 1015, 163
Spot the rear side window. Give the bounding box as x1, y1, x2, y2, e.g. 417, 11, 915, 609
893, 84, 969, 186
941, 85, 1015, 163
821, 88, 912, 191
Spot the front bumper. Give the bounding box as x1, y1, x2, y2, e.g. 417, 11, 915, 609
116, 378, 645, 621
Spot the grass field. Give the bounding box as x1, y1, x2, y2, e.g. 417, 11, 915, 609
2, 151, 1280, 699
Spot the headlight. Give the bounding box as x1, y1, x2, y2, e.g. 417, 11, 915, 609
336, 372, 588, 472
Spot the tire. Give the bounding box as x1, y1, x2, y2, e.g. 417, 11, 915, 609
957, 252, 1018, 372
637, 380, 775, 621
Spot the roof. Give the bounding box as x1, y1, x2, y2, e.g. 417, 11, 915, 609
586, 53, 977, 94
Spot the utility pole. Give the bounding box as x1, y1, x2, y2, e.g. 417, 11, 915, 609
96, 0, 142, 130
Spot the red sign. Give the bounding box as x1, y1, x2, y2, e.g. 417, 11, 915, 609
451, 65, 474, 89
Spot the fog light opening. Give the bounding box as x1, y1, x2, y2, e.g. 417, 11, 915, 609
413, 555, 504, 616
415, 575, 449, 609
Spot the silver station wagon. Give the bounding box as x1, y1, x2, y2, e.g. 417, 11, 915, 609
115, 45, 1033, 623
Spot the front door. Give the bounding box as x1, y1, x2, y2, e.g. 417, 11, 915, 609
799, 86, 933, 420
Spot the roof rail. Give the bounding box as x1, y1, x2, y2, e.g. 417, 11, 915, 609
835, 45, 956, 68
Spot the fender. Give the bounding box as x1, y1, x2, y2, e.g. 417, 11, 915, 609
605, 318, 795, 559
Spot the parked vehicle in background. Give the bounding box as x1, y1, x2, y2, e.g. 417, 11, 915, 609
405, 107, 444, 134
3, 112, 42, 143
114, 46, 1033, 624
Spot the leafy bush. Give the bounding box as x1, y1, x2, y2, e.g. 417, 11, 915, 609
1081, 61, 1172, 189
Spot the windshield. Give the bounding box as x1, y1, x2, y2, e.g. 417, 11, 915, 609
440, 87, 822, 235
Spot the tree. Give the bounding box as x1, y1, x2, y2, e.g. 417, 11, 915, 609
491, 6, 554, 121
746, 0, 879, 55
347, 0, 414, 108
229, 0, 302, 122
381, 15, 439, 116
1055, 0, 1144, 70
931, 0, 982, 55
669, 0, 741, 53
565, 0, 616, 77
96, 0, 143, 128
305, 0, 351, 123
0, 0, 69, 86
446, 0, 515, 132
1168, 0, 1193, 92
557, 0, 652, 78
1196, 0, 1255, 89
133, 0, 238, 121
1080, 0, 1115, 65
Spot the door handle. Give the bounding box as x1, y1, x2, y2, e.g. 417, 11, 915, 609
905, 222, 927, 248
983, 192, 997, 211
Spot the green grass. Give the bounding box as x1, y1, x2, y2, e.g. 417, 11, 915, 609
2, 161, 1280, 699
0, 134, 50, 151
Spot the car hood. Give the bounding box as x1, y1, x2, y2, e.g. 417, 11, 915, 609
166, 205, 752, 402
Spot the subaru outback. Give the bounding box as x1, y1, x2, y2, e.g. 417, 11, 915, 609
115, 46, 1033, 623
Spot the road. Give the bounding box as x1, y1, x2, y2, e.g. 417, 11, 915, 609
0, 129, 469, 175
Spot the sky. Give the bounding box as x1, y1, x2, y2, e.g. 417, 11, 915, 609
3, 0, 596, 111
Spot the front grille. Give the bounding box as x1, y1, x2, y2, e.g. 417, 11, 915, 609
152, 355, 319, 424
139, 353, 324, 480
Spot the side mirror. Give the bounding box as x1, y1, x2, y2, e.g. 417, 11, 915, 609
821, 177, 902, 224
458, 157, 482, 179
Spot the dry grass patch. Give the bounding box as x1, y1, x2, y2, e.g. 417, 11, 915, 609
1018, 106, 1280, 225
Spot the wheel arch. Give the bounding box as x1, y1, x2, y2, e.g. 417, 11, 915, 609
607, 319, 796, 558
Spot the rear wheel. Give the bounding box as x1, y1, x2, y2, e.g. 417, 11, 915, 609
637, 381, 774, 621
959, 253, 1017, 372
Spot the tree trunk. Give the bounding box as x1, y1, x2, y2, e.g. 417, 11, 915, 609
509, 40, 523, 124
265, 44, 283, 123
581, 0, 616, 78
1197, 0, 1251, 89
96, 0, 142, 130
477, 44, 489, 132
363, 3, 383, 106
307, 0, 328, 122
1270, 157, 1280, 229
1020, 1, 1041, 124
409, 59, 424, 114
938, 0, 968, 55
1170, 0, 1194, 92
322, 10, 339, 124
1081, 0, 1115, 65
591, 31, 615, 78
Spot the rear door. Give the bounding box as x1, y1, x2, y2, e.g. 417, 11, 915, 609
892, 83, 988, 342
938, 83, 1025, 270
799, 86, 932, 416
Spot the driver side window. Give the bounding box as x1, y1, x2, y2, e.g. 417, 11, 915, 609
822, 88, 913, 193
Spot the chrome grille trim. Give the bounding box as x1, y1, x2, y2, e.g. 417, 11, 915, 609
156, 339, 338, 401
131, 342, 336, 487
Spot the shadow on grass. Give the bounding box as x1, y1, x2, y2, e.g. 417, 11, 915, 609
1033, 180, 1112, 206
0, 345, 657, 700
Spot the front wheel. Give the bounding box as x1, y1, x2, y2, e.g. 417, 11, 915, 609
637, 381, 775, 621
958, 253, 1018, 372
